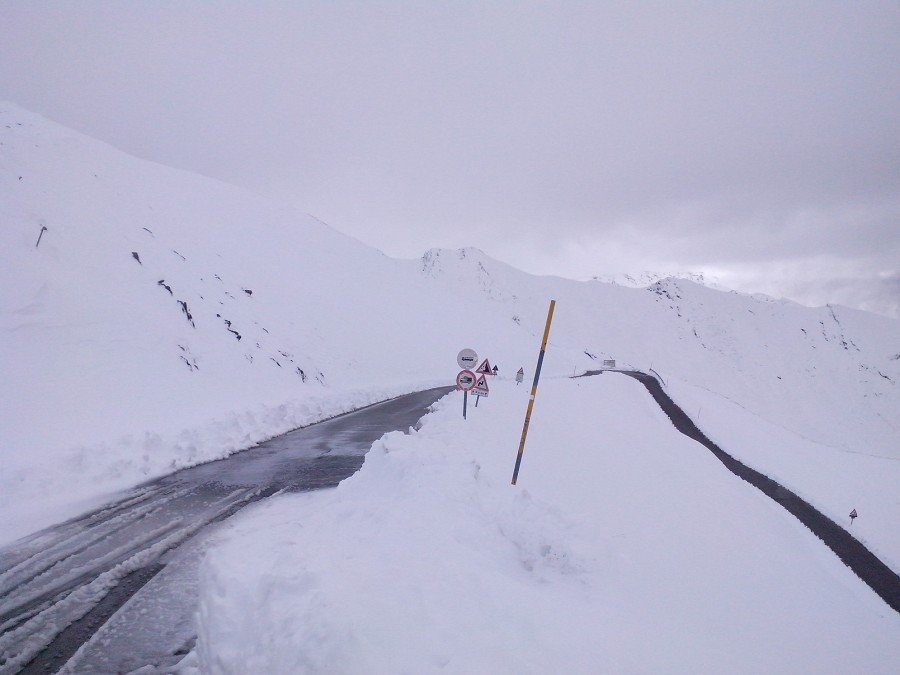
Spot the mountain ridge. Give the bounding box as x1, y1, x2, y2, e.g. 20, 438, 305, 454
2, 102, 898, 549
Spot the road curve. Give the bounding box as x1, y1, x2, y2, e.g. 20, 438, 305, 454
585, 369, 900, 615
0, 385, 453, 674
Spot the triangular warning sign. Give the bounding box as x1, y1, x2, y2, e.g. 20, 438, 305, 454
472, 374, 490, 396
475, 358, 492, 375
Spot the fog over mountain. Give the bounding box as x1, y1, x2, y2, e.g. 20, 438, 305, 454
2, 2, 897, 319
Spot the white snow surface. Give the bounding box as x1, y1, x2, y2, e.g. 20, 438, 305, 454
197, 378, 900, 673
1, 102, 899, 669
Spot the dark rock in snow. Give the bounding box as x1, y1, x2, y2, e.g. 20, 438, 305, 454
177, 300, 194, 327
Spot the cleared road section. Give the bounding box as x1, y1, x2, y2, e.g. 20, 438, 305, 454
0, 386, 452, 674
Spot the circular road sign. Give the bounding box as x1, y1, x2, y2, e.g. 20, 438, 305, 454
456, 369, 476, 391
457, 348, 478, 369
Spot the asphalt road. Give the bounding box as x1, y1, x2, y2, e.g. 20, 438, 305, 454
586, 369, 900, 615
0, 385, 453, 674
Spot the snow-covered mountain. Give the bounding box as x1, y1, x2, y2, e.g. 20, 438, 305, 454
0, 102, 575, 536
3, 102, 900, 672
2, 101, 898, 548
592, 270, 716, 288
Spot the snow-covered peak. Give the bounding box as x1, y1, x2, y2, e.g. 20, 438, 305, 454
592, 270, 717, 289
2, 102, 899, 552
418, 247, 529, 303
420, 246, 505, 275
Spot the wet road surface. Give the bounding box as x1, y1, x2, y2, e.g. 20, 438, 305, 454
587, 369, 900, 615
0, 386, 452, 674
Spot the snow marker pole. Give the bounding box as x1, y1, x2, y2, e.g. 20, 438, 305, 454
511, 300, 556, 485
35, 225, 47, 248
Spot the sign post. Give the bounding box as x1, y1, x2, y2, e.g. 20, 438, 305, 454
472, 374, 489, 407
456, 350, 478, 420
456, 368, 476, 419
511, 300, 556, 485
35, 225, 48, 249
515, 367, 524, 385
849, 508, 858, 526
472, 374, 490, 395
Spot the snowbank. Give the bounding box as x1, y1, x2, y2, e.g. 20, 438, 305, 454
0, 380, 440, 547
196, 377, 900, 673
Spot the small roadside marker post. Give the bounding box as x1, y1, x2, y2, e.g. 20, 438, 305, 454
511, 300, 556, 485
849, 508, 857, 526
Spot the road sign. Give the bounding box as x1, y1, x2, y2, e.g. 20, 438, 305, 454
475, 358, 493, 375
472, 374, 490, 397
516, 367, 524, 384
457, 348, 478, 369
456, 369, 476, 391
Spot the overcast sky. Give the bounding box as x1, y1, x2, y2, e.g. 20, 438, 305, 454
2, 2, 898, 317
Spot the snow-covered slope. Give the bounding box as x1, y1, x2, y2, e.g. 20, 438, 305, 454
411, 248, 900, 568
2, 101, 898, 563
0, 104, 525, 538
592, 269, 717, 288
3, 102, 899, 672
195, 377, 900, 673
415, 247, 899, 454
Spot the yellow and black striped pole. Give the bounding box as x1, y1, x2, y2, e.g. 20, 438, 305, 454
511, 299, 555, 485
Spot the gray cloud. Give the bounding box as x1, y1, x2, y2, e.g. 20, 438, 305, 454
1, 1, 898, 316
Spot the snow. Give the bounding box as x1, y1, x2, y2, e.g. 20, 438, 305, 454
669, 378, 900, 573
195, 377, 900, 673
1, 102, 899, 670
